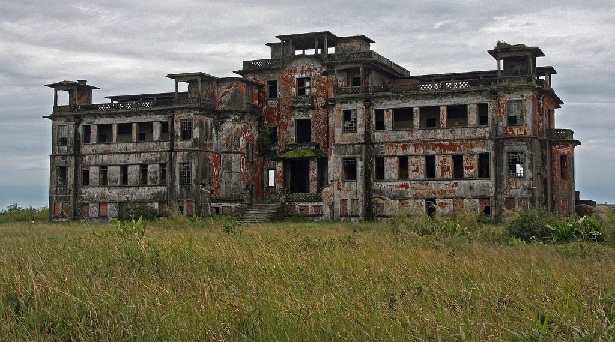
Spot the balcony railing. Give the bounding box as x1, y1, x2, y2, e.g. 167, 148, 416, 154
330, 51, 410, 77
242, 58, 281, 71
290, 95, 314, 108
547, 129, 574, 140
53, 97, 214, 113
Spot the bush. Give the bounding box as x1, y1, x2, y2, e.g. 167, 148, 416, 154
119, 202, 158, 221
0, 204, 48, 223
507, 210, 559, 242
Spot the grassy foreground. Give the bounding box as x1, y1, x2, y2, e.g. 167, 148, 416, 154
0, 216, 614, 340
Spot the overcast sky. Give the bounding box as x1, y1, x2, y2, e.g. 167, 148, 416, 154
1, 0, 614, 209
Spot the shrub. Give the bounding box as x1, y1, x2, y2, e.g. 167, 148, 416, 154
507, 210, 559, 242
111, 216, 146, 238
119, 202, 158, 221
0, 204, 48, 223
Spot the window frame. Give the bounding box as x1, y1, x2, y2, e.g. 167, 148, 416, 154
506, 100, 524, 126
266, 80, 278, 99
342, 158, 357, 181
507, 152, 526, 178
342, 109, 357, 133
296, 77, 311, 96
179, 162, 192, 186
180, 118, 193, 140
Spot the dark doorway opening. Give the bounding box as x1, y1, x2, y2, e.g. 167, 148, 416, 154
288, 159, 310, 193
426, 199, 436, 218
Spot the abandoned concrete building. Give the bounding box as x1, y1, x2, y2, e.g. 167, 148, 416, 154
46, 31, 580, 222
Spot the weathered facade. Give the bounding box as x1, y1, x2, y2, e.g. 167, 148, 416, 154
46, 32, 579, 222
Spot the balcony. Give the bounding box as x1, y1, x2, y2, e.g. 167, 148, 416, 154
290, 95, 314, 108
53, 97, 214, 113
242, 58, 281, 71
547, 129, 575, 141
329, 51, 410, 77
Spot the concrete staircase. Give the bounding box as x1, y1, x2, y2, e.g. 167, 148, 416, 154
238, 202, 283, 224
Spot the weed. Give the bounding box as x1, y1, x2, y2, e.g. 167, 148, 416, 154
111, 216, 146, 238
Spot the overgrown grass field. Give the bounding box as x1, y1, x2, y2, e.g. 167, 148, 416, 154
1, 207, 614, 340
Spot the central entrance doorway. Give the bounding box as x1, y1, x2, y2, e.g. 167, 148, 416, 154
287, 159, 310, 193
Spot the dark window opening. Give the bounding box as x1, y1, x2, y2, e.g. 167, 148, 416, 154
83, 125, 91, 143
507, 100, 523, 126
57, 125, 68, 146
138, 122, 153, 142
478, 103, 489, 126
82, 168, 89, 186
507, 152, 525, 178
420, 106, 440, 129
140, 164, 148, 185
267, 80, 278, 99
503, 57, 530, 76
180, 119, 193, 140
375, 157, 385, 180
117, 123, 132, 143
179, 163, 191, 186
446, 105, 468, 127
452, 155, 464, 179
351, 75, 361, 87
120, 165, 128, 186
392, 107, 413, 130
317, 158, 328, 191
375, 109, 385, 130
99, 166, 108, 186
297, 77, 311, 96
295, 119, 311, 143
97, 124, 112, 143
342, 158, 357, 181
343, 109, 357, 133
425, 155, 436, 179
57, 166, 67, 187
426, 199, 436, 218
159, 164, 167, 185
269, 126, 278, 144
160, 122, 169, 141
478, 153, 490, 178
399, 156, 409, 179
560, 155, 568, 179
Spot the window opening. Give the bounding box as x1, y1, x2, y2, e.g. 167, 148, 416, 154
83, 125, 91, 143
375, 157, 385, 180
97, 124, 112, 143
179, 163, 191, 186
399, 156, 409, 179
426, 199, 436, 218
507, 100, 523, 126
57, 125, 68, 146
343, 109, 357, 133
159, 164, 167, 185
267, 80, 278, 99
392, 107, 413, 130
507, 152, 525, 178
342, 158, 357, 181
452, 155, 464, 179
138, 122, 153, 142
160, 122, 169, 141
478, 103, 489, 125
57, 166, 67, 187
375, 109, 385, 130
269, 126, 278, 145
296, 77, 311, 96
478, 153, 490, 178
420, 106, 440, 128
120, 165, 128, 185
425, 155, 436, 179
560, 155, 568, 179
446, 105, 468, 127
99, 166, 108, 186
295, 119, 311, 143
268, 169, 275, 187
140, 164, 148, 185
180, 119, 193, 140
117, 123, 132, 143
82, 168, 89, 186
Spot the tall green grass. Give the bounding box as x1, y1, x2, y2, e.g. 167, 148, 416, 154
0, 204, 48, 224
1, 213, 614, 340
